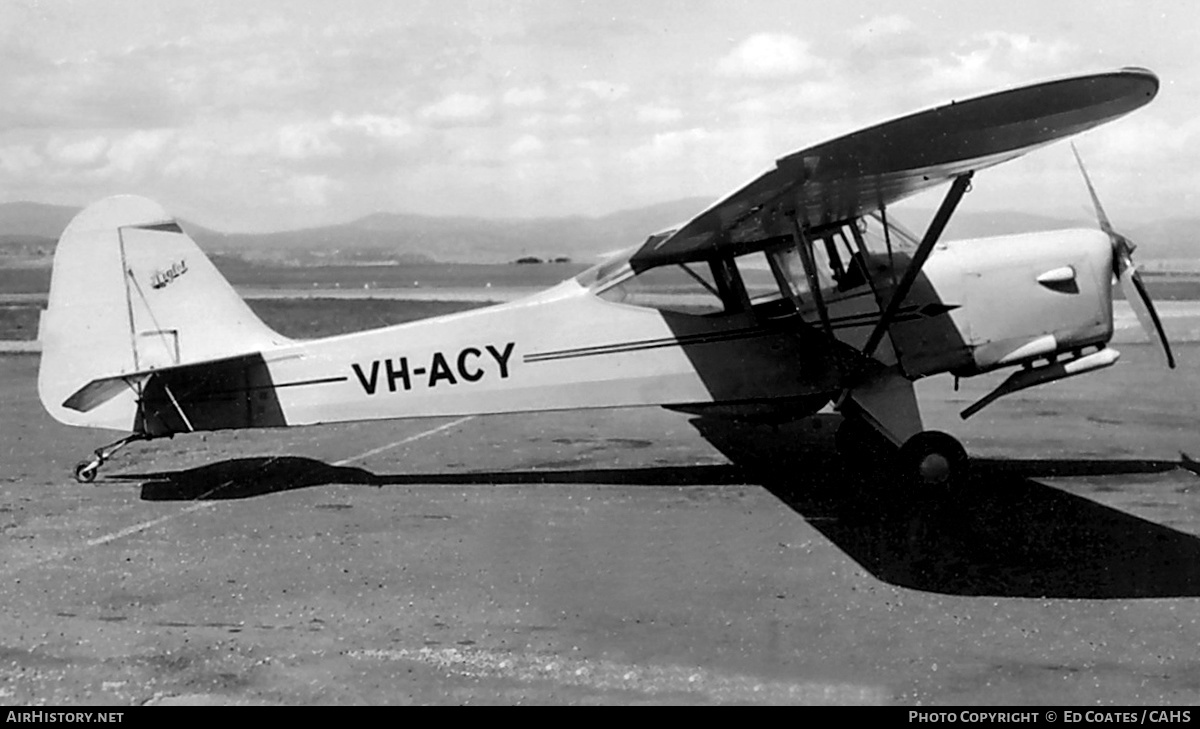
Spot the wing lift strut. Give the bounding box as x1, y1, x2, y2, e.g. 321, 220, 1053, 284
862, 172, 973, 360
832, 173, 974, 486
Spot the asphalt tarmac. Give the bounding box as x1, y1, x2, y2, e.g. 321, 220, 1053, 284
2, 344, 1200, 705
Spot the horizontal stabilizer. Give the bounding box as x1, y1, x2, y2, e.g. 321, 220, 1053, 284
62, 374, 148, 413
60, 351, 263, 413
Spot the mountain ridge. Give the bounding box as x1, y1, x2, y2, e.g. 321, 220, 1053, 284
1, 198, 1196, 264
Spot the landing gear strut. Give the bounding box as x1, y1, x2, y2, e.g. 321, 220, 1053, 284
839, 367, 969, 488
73, 433, 148, 484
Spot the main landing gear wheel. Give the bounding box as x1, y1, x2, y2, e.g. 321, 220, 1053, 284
898, 430, 968, 487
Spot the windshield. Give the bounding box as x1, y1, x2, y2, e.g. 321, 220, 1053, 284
574, 245, 638, 289
595, 259, 724, 315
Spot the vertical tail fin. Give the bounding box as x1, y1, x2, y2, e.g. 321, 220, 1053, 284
37, 195, 289, 431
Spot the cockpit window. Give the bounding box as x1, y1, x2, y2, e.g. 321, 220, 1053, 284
578, 211, 916, 316
733, 251, 785, 302
861, 212, 918, 253
596, 261, 723, 315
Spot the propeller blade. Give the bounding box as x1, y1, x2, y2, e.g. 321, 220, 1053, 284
1120, 264, 1176, 369
1071, 142, 1114, 236
1073, 144, 1174, 369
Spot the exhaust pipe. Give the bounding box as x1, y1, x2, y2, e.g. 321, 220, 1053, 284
961, 348, 1120, 419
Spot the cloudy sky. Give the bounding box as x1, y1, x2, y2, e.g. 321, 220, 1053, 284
1, 0, 1197, 232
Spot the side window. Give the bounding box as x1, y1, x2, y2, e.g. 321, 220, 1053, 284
732, 251, 785, 303
774, 227, 872, 299
860, 212, 918, 253
764, 242, 836, 300
597, 262, 724, 315
768, 245, 810, 299
818, 228, 869, 292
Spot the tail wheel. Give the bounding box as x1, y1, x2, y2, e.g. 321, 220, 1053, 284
899, 431, 968, 487
74, 461, 99, 484
69, 432, 147, 485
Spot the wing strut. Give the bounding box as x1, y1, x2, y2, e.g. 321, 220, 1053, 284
790, 216, 833, 336
878, 205, 897, 287
848, 221, 884, 304
861, 173, 973, 358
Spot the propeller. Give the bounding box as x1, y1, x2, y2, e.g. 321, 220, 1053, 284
1071, 143, 1175, 369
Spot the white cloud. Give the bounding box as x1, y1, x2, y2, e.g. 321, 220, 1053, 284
920, 32, 1077, 94
418, 93, 495, 125
331, 112, 415, 140
716, 34, 821, 79
160, 131, 221, 179
1085, 115, 1200, 174
978, 31, 1073, 65
161, 153, 208, 179
0, 4, 1174, 233
273, 112, 423, 163
519, 112, 584, 129
577, 80, 630, 102
848, 15, 915, 45
278, 122, 342, 159
0, 144, 42, 175
47, 136, 108, 166
624, 128, 714, 167
102, 129, 173, 175
636, 105, 684, 125
282, 174, 342, 207
502, 87, 547, 107
729, 81, 846, 117
192, 16, 292, 47
507, 134, 545, 157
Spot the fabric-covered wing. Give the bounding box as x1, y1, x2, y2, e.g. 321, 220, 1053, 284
632, 67, 1158, 268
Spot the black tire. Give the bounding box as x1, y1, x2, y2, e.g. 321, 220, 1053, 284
898, 431, 968, 487
73, 461, 98, 484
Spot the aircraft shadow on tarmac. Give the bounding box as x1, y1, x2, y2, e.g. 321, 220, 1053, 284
115, 414, 1200, 599
691, 414, 1200, 600
116, 457, 750, 499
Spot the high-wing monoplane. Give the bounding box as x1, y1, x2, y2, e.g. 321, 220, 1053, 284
38, 67, 1171, 486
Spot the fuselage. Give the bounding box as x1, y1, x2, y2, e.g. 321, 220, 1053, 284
124, 227, 1116, 436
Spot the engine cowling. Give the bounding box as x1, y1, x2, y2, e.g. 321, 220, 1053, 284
908, 228, 1114, 377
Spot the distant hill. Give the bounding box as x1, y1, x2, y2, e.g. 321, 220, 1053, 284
1117, 217, 1200, 260
0, 197, 714, 265
196, 196, 713, 264
0, 202, 82, 240
929, 210, 1086, 240
897, 207, 1200, 261
2, 197, 1197, 265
